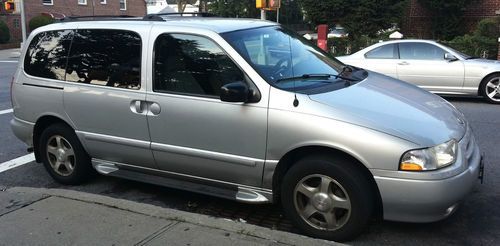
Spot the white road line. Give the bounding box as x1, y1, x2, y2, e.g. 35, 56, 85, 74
0, 153, 35, 173
0, 60, 18, 63
0, 109, 13, 115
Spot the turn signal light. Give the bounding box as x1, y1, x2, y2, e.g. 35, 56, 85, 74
400, 163, 423, 171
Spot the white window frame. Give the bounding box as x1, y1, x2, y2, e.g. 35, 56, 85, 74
78, 0, 87, 5
120, 0, 127, 10
100, 0, 107, 4
42, 0, 54, 6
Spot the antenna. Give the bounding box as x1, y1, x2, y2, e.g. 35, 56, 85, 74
287, 35, 298, 107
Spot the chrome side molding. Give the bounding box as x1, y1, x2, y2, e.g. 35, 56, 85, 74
92, 159, 119, 174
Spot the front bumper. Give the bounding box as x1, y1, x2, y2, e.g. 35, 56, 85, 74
374, 129, 482, 223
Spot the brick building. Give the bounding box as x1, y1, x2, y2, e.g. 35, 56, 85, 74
1, 0, 147, 43
403, 0, 500, 38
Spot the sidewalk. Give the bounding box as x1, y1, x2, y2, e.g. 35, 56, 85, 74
0, 187, 338, 246
0, 48, 20, 60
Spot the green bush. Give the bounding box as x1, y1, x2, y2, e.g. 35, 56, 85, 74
29, 15, 54, 31
0, 20, 10, 44
446, 18, 499, 59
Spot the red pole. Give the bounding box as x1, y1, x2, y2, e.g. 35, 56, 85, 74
317, 24, 328, 51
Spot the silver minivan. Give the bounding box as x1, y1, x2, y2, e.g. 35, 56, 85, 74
11, 15, 483, 241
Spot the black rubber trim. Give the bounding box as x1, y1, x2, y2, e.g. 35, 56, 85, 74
22, 83, 64, 90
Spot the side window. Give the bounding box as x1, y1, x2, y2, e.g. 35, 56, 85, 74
154, 34, 245, 97
399, 43, 446, 60
365, 44, 397, 59
24, 30, 73, 80
66, 29, 141, 89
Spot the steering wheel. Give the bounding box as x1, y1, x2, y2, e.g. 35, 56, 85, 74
272, 57, 291, 79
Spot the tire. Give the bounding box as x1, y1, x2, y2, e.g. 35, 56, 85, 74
39, 123, 95, 185
480, 74, 500, 104
281, 154, 373, 242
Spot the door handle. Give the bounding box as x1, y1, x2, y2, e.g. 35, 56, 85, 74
398, 61, 409, 66
130, 100, 146, 115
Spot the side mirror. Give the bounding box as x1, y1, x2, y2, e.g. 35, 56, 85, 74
220, 81, 250, 103
444, 53, 458, 61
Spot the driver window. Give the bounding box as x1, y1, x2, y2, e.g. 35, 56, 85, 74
399, 43, 446, 60
154, 33, 245, 97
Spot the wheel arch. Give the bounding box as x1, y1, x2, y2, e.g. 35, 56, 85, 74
271, 145, 383, 220
33, 114, 76, 163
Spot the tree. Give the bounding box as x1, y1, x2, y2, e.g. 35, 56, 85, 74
29, 15, 54, 31
208, 0, 259, 18
298, 0, 408, 38
418, 0, 472, 40
176, 0, 197, 13
0, 20, 10, 44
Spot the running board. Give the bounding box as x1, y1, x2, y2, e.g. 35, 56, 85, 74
92, 159, 272, 204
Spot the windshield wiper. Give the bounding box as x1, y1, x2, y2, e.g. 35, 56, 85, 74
465, 56, 479, 60
275, 73, 359, 84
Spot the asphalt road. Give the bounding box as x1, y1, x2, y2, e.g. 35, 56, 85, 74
0, 59, 499, 245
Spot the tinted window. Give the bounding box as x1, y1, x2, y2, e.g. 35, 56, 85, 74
365, 44, 397, 59
154, 34, 245, 97
66, 29, 141, 89
24, 30, 73, 80
399, 43, 445, 60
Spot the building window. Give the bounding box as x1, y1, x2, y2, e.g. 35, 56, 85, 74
120, 0, 126, 10
13, 19, 20, 28
78, 0, 87, 5
42, 0, 53, 5
100, 0, 106, 4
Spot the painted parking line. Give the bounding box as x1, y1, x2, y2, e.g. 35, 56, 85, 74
0, 153, 35, 173
0, 109, 13, 115
0, 60, 18, 63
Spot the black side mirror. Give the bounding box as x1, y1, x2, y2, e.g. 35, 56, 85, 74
444, 53, 458, 62
220, 81, 250, 103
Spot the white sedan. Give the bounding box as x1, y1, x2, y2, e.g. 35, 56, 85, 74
337, 39, 500, 104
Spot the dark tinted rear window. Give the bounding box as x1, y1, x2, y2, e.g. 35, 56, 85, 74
65, 29, 142, 89
24, 30, 73, 80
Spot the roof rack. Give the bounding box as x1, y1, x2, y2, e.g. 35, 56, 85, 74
59, 15, 138, 22
58, 12, 218, 23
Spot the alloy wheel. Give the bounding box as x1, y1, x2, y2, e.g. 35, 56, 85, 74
293, 174, 351, 231
485, 77, 500, 102
46, 135, 76, 176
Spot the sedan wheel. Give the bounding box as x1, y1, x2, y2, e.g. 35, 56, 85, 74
481, 75, 500, 104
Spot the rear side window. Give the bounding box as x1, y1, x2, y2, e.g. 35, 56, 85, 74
153, 33, 245, 97
24, 30, 73, 80
65, 29, 141, 89
365, 44, 398, 59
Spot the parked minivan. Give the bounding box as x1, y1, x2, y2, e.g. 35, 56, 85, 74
11, 14, 483, 241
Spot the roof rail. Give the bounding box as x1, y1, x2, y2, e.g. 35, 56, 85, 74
146, 12, 217, 18
59, 15, 138, 22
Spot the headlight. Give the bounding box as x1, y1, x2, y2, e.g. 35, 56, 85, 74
400, 139, 458, 171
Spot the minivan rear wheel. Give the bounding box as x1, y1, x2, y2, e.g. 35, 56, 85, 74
39, 124, 95, 185
281, 155, 373, 242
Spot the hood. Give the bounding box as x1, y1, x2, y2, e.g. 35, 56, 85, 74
308, 73, 467, 147
466, 58, 500, 65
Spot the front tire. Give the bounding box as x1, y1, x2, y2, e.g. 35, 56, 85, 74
281, 155, 373, 242
39, 123, 95, 185
480, 74, 500, 104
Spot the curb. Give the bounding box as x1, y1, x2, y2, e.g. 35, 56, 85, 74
7, 187, 339, 246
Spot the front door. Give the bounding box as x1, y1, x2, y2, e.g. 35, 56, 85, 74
397, 42, 465, 93
146, 32, 268, 187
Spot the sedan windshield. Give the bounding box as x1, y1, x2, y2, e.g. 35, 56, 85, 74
222, 26, 366, 93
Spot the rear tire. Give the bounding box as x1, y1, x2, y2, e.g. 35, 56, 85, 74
39, 123, 95, 185
281, 154, 373, 242
480, 74, 500, 104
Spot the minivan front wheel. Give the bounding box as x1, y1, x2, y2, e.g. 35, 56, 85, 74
39, 124, 95, 185
281, 155, 373, 242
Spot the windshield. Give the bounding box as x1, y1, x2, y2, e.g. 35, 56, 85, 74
222, 26, 365, 93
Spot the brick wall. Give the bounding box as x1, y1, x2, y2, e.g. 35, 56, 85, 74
1, 0, 147, 45
403, 0, 500, 38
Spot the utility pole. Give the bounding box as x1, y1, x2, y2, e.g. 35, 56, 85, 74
20, 0, 27, 44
